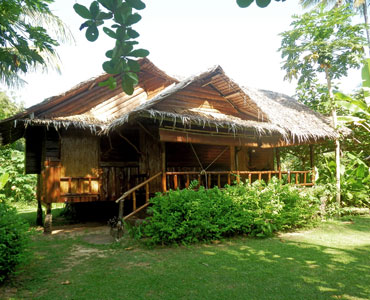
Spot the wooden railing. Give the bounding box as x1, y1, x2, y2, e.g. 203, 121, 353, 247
116, 172, 162, 220
60, 176, 100, 201
164, 169, 315, 191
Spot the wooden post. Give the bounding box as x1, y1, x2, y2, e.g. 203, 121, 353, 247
145, 183, 149, 203
174, 175, 178, 190
36, 174, 43, 226
118, 200, 124, 219
161, 142, 167, 192
275, 148, 281, 171
230, 146, 236, 171
132, 191, 136, 211
248, 173, 252, 184
44, 203, 52, 234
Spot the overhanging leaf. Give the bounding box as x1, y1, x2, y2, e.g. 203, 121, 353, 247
73, 3, 92, 19
86, 25, 99, 42
129, 48, 149, 58
256, 0, 271, 8
236, 0, 254, 7
126, 0, 146, 10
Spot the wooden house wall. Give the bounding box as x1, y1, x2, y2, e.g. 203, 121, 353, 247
166, 142, 230, 171
99, 131, 140, 201
248, 148, 274, 170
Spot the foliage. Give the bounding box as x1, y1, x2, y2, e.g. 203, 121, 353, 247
74, 0, 149, 95
0, 91, 37, 204
140, 179, 320, 245
0, 197, 30, 283
0, 0, 73, 88
0, 147, 37, 204
280, 5, 366, 86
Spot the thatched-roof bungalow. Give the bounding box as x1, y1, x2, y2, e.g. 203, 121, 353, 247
0, 59, 337, 231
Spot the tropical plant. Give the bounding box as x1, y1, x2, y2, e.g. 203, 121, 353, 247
0, 0, 74, 88
279, 4, 367, 207
74, 0, 149, 95
236, 0, 286, 8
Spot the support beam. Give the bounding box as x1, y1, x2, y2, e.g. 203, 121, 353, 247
36, 174, 43, 226
309, 145, 315, 169
230, 146, 236, 171
275, 148, 281, 171
161, 142, 167, 192
44, 203, 52, 234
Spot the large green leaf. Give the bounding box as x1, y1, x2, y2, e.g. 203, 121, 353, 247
126, 0, 146, 10
122, 73, 135, 95
99, 76, 117, 89
126, 13, 142, 26
127, 59, 140, 72
236, 0, 254, 7
129, 48, 149, 58
86, 25, 99, 42
0, 173, 9, 190
362, 58, 370, 88
256, 0, 271, 8
103, 27, 116, 39
74, 3, 92, 19
90, 1, 100, 19
127, 28, 139, 39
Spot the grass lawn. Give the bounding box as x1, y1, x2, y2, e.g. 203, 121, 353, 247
1, 214, 370, 300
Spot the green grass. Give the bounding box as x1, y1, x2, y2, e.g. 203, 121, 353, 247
15, 203, 66, 226
1, 216, 370, 299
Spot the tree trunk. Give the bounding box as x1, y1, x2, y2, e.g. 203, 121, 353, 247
325, 67, 341, 209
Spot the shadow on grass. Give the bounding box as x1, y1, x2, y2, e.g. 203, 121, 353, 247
3, 217, 370, 300
18, 208, 65, 227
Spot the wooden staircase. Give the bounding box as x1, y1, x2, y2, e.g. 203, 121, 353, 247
116, 172, 162, 221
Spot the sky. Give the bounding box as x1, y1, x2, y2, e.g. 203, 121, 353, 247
2, 0, 363, 108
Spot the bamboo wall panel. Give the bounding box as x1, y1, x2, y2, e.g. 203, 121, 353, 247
60, 131, 99, 194
236, 146, 249, 170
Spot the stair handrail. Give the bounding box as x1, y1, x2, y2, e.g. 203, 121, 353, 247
115, 171, 162, 203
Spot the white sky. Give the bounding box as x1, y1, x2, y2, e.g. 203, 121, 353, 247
2, 0, 363, 108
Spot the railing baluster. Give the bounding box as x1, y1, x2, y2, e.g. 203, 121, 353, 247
258, 172, 262, 181
198, 174, 201, 187
146, 183, 149, 203
228, 174, 231, 185
249, 173, 252, 184
236, 171, 240, 184
295, 172, 299, 184
288, 171, 291, 183
174, 175, 178, 189
304, 172, 307, 185
133, 191, 136, 211
279, 170, 282, 181
186, 175, 190, 188
268, 171, 271, 182
68, 177, 72, 193
89, 177, 92, 193
208, 174, 211, 188
218, 174, 221, 188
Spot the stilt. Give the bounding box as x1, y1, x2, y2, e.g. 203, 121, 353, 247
44, 203, 52, 234
36, 174, 43, 226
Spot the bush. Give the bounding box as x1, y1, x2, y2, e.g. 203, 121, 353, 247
0, 202, 30, 283
141, 179, 320, 245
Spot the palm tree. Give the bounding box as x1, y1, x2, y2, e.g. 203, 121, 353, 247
0, 0, 74, 88
300, 0, 370, 55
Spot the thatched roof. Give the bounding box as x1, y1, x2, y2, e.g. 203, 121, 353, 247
0, 58, 337, 147
107, 64, 337, 145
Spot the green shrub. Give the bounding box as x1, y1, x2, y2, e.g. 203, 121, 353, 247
0, 202, 30, 283
141, 179, 320, 245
